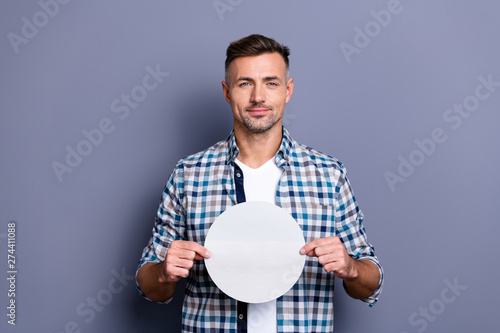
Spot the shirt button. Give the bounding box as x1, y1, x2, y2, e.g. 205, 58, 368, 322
238, 314, 244, 320
236, 173, 241, 178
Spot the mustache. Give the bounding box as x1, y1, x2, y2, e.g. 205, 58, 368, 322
245, 103, 272, 110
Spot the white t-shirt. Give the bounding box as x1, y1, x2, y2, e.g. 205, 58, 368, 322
235, 157, 283, 333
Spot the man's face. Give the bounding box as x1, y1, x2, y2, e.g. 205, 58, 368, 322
222, 52, 294, 134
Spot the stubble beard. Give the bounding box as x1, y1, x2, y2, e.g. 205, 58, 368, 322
240, 107, 283, 134
242, 114, 282, 133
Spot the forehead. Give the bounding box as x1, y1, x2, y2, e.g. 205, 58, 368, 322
228, 53, 287, 79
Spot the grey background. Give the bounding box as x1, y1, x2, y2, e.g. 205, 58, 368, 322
1, 0, 499, 332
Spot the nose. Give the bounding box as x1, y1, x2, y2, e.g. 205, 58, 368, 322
250, 83, 265, 104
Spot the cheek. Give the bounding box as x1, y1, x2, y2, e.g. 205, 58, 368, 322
229, 92, 246, 106
273, 90, 288, 104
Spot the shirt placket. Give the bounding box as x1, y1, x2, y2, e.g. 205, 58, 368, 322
234, 163, 248, 333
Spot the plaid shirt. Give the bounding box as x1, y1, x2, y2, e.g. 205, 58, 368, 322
137, 127, 384, 332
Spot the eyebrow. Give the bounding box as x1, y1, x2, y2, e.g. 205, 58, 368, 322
236, 76, 280, 82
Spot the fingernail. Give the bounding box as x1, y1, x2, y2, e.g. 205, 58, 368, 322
300, 248, 305, 255
206, 251, 211, 258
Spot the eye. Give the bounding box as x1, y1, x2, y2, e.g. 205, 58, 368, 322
267, 82, 278, 86
239, 82, 251, 87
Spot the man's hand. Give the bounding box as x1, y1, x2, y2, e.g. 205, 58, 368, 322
300, 236, 380, 300
161, 240, 211, 283
300, 236, 357, 279
137, 240, 210, 302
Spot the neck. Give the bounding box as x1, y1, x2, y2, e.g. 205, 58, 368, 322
234, 123, 283, 169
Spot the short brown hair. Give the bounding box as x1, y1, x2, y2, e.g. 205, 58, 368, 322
224, 34, 290, 82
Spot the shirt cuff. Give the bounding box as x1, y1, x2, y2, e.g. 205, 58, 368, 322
135, 260, 173, 304
357, 258, 384, 307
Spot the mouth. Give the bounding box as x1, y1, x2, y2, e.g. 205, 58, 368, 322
246, 108, 270, 116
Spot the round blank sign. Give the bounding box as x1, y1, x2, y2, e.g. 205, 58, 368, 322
204, 201, 306, 303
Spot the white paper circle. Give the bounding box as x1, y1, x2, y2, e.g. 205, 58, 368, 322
204, 201, 306, 303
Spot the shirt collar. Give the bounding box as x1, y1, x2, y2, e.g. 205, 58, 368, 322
225, 126, 294, 166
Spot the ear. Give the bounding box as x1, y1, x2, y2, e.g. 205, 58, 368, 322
222, 81, 231, 105
285, 77, 294, 103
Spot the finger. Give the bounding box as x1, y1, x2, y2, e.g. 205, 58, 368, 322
300, 237, 336, 256
194, 253, 205, 261
173, 241, 211, 259
317, 253, 339, 267
167, 257, 195, 271
313, 242, 344, 257
304, 249, 316, 257
323, 263, 341, 274
192, 244, 211, 260
166, 266, 190, 281
165, 257, 197, 283
323, 262, 350, 277
167, 247, 196, 262
300, 239, 321, 256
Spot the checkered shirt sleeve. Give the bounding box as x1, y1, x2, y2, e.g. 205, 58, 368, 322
136, 163, 186, 281
333, 165, 384, 305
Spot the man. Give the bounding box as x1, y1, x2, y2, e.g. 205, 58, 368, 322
136, 34, 383, 332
